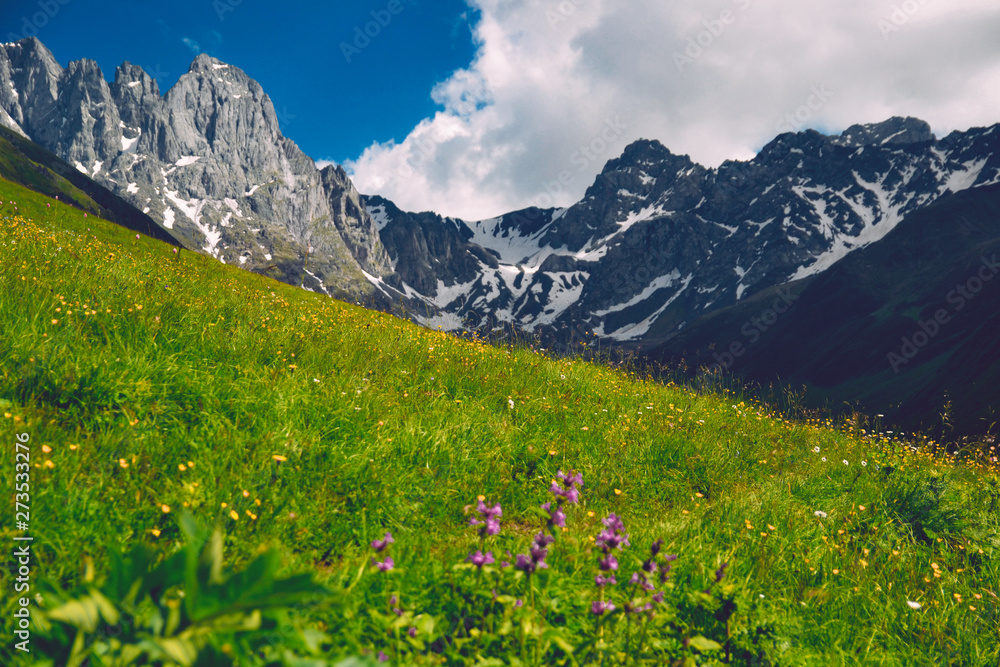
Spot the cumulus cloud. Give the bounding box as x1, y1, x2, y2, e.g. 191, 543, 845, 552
345, 0, 1000, 221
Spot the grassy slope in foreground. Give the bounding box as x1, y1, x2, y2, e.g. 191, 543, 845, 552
0, 175, 998, 665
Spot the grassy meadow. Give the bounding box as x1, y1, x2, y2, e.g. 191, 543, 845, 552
1, 175, 999, 665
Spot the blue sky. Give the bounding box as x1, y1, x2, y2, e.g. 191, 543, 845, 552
0, 0, 478, 162
3, 1, 1000, 220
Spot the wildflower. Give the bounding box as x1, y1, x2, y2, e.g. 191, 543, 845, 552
714, 562, 729, 583
161, 504, 170, 514
598, 554, 619, 571
230, 510, 239, 521
862, 461, 867, 466
373, 556, 395, 572
514, 553, 546, 574
814, 510, 828, 518
135, 234, 140, 240
652, 591, 665, 604
907, 600, 922, 610
594, 574, 617, 587
377, 650, 388, 662
371, 532, 394, 552
629, 571, 655, 591
272, 454, 287, 462
591, 600, 616, 615
843, 459, 849, 466
515, 533, 552, 573
467, 550, 495, 568
508, 398, 514, 409
650, 538, 663, 557
408, 627, 417, 638
541, 501, 566, 528
821, 457, 827, 462
596, 529, 628, 551
813, 446, 820, 453
554, 469, 584, 497
469, 499, 502, 537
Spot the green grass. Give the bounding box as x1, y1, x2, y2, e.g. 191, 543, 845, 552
1, 174, 999, 665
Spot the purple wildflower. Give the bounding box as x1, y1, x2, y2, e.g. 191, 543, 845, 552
371, 532, 394, 552
373, 556, 394, 572
602, 513, 626, 533
377, 650, 388, 662
595, 528, 629, 551
467, 550, 495, 568
541, 502, 566, 528
598, 553, 619, 571
408, 627, 417, 638
629, 571, 656, 591
650, 538, 664, 557
514, 552, 548, 574
591, 600, 616, 615
652, 591, 665, 604
533, 532, 555, 548
478, 499, 503, 519
594, 574, 617, 587
469, 499, 503, 537
714, 562, 729, 583
549, 470, 584, 505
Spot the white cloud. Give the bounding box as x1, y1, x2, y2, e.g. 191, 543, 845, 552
182, 37, 200, 54
314, 158, 338, 171
345, 0, 1000, 221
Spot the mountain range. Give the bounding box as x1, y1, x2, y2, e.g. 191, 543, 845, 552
3, 36, 1000, 433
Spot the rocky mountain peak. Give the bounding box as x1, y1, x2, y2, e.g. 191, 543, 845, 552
0, 37, 396, 307
832, 116, 935, 147
112, 62, 160, 97
603, 138, 687, 173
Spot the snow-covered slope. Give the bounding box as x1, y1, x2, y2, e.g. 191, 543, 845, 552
372, 118, 1000, 343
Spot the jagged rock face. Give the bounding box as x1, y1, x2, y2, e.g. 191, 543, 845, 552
831, 116, 934, 147
0, 38, 390, 302
321, 165, 392, 276
368, 119, 1000, 344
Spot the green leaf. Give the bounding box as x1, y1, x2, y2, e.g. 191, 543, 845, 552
414, 613, 436, 637
47, 589, 119, 632
542, 627, 576, 655
687, 635, 722, 652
